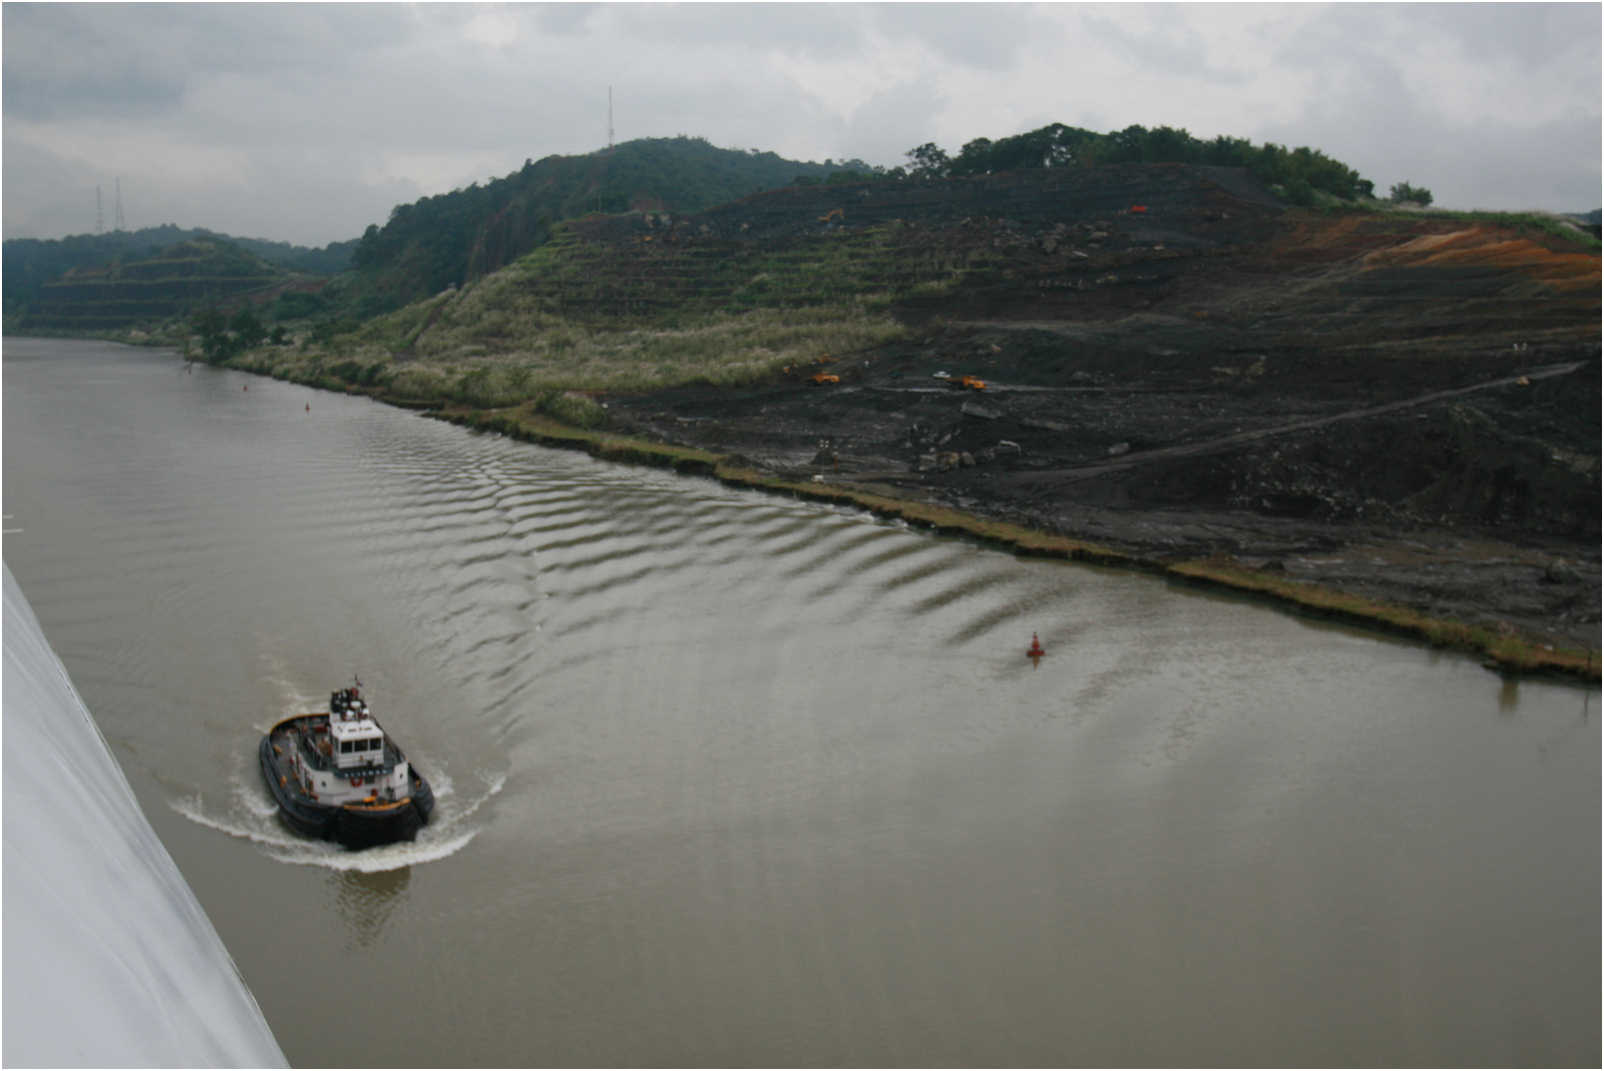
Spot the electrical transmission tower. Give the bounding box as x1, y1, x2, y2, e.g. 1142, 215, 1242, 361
115, 177, 125, 231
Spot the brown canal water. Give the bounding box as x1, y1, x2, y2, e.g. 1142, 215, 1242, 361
4, 338, 1598, 1066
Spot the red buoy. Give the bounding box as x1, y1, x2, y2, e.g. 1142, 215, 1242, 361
1027, 633, 1045, 659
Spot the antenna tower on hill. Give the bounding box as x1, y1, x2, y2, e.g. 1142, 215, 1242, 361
115, 177, 125, 231
96, 186, 104, 234
595, 85, 614, 214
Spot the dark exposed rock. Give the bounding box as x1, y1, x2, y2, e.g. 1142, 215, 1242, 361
602, 167, 1600, 650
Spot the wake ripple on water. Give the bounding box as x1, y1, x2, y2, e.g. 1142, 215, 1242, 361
171, 768, 507, 874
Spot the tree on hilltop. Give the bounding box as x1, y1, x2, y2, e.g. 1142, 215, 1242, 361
906, 142, 950, 179
1389, 181, 1433, 207
908, 122, 1375, 203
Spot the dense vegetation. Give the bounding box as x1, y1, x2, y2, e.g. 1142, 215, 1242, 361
898, 122, 1376, 204
345, 136, 873, 314
233, 233, 358, 275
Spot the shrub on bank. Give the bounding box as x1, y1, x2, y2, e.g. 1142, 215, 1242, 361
534, 389, 608, 428
387, 365, 452, 403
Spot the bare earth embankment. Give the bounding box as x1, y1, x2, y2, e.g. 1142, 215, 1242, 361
591, 172, 1600, 671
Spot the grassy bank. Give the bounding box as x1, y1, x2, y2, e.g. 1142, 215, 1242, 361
229, 219, 970, 407
412, 397, 1597, 682
228, 300, 905, 405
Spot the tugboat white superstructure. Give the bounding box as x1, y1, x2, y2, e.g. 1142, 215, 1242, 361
259, 683, 434, 849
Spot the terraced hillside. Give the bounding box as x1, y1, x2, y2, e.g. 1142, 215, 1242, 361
19, 238, 294, 332
344, 135, 879, 312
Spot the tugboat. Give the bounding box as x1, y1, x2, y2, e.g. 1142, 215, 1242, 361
259, 682, 435, 849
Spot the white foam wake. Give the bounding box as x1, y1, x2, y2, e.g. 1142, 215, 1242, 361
170, 756, 509, 873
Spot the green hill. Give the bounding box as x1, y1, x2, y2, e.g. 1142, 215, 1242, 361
248, 123, 1381, 396
344, 135, 874, 314
336, 125, 1380, 322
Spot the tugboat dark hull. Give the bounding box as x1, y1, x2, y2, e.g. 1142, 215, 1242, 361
258, 726, 435, 850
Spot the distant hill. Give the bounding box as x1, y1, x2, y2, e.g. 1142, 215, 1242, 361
3, 225, 355, 322
1, 138, 860, 332
232, 233, 358, 275
344, 135, 874, 314
14, 236, 296, 333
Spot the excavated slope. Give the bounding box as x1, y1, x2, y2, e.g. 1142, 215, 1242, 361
598, 165, 1600, 649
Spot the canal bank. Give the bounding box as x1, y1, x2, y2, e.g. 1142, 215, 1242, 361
422, 398, 1597, 681
100, 333, 1604, 678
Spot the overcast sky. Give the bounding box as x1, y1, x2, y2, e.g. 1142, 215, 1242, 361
4, 2, 1599, 247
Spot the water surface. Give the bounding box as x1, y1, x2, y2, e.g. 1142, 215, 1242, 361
4, 338, 1597, 1066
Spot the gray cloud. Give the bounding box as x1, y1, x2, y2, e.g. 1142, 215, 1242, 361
837, 77, 953, 165
1076, 7, 1250, 87
1274, 3, 1599, 116
1, 5, 186, 121
3, 3, 1598, 246
532, 3, 601, 36
868, 3, 1043, 72
1410, 2, 1598, 70
1262, 3, 1600, 210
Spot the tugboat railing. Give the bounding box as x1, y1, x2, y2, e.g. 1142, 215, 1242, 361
297, 729, 332, 772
